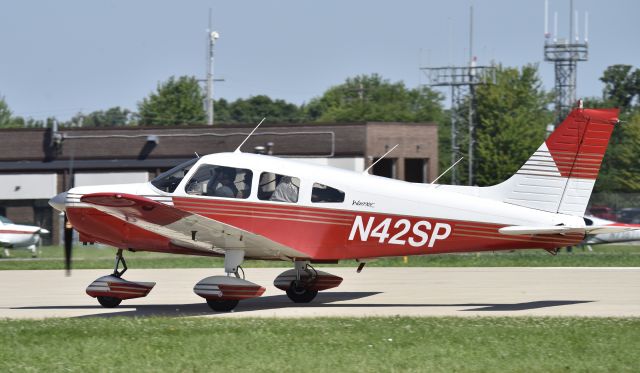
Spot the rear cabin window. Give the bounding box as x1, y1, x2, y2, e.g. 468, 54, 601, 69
185, 164, 252, 199
311, 183, 345, 203
258, 172, 300, 203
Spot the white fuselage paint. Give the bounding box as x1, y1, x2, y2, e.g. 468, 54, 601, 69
64, 152, 585, 239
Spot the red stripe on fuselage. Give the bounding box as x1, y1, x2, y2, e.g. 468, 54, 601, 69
173, 197, 583, 259
0, 230, 36, 235
67, 197, 584, 260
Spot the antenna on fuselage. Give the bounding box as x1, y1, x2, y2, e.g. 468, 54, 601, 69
363, 144, 399, 174
235, 117, 266, 153
430, 157, 464, 185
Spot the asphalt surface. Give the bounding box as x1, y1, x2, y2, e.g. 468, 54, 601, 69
1, 267, 638, 318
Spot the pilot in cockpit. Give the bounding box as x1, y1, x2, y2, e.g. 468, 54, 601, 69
207, 168, 237, 198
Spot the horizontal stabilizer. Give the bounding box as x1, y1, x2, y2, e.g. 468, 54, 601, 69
499, 224, 640, 236
498, 226, 582, 236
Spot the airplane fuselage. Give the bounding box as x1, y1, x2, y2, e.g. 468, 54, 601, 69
60, 152, 585, 261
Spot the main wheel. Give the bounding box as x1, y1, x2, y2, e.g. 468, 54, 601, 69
286, 283, 318, 303
97, 296, 122, 308
206, 299, 239, 312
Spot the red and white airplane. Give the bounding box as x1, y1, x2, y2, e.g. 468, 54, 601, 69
0, 215, 50, 257
49, 105, 630, 311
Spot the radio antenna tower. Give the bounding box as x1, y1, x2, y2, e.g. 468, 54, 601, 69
421, 4, 495, 186
544, 0, 588, 125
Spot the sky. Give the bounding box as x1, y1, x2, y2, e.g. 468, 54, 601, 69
1, 0, 638, 121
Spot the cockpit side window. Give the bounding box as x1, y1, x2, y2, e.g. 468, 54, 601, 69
258, 172, 299, 203
185, 164, 252, 199
150, 158, 198, 193
312, 183, 345, 203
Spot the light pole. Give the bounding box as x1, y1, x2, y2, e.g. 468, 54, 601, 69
206, 30, 219, 125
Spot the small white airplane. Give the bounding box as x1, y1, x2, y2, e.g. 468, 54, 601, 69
581, 215, 640, 248
0, 216, 50, 257
49, 104, 631, 311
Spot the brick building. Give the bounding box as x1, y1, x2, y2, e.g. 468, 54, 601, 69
0, 122, 438, 245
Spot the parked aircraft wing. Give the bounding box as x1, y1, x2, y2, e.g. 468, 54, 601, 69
584, 225, 640, 235
80, 193, 305, 259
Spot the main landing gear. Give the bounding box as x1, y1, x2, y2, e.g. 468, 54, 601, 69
83, 249, 344, 312
274, 260, 343, 303
193, 250, 265, 312
86, 249, 156, 308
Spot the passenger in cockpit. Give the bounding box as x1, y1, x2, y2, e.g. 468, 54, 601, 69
270, 176, 298, 203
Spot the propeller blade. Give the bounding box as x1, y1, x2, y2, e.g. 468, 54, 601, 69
64, 215, 73, 276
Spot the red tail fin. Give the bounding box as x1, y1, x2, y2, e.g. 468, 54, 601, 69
546, 108, 618, 180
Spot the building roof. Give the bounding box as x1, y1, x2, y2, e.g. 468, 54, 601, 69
0, 122, 438, 172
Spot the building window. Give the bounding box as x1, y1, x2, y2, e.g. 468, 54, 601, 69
372, 158, 396, 179
258, 172, 299, 203
405, 158, 428, 183
311, 183, 345, 203
185, 164, 252, 199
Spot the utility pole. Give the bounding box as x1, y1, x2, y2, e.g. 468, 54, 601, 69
467, 4, 476, 185
421, 4, 494, 186
206, 9, 220, 125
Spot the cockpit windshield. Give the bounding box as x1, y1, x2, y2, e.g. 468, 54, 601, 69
150, 158, 198, 193
0, 216, 13, 225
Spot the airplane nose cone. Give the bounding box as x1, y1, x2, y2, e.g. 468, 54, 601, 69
49, 192, 67, 212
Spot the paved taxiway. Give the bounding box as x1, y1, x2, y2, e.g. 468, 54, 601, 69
0, 267, 638, 318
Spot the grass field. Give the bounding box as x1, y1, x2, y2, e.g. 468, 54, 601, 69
0, 317, 638, 372
1, 244, 640, 270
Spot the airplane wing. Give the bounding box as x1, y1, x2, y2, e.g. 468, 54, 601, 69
499, 225, 640, 236
80, 193, 305, 259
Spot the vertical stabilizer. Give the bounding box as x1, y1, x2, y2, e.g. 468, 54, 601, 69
484, 106, 618, 216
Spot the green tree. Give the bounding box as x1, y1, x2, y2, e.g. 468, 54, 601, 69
138, 76, 206, 125
589, 65, 640, 193
67, 107, 134, 127
598, 112, 640, 192
472, 64, 553, 186
304, 74, 444, 123
0, 95, 28, 128
215, 95, 303, 124
600, 64, 640, 110
213, 98, 231, 124
592, 103, 640, 193
0, 96, 12, 127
